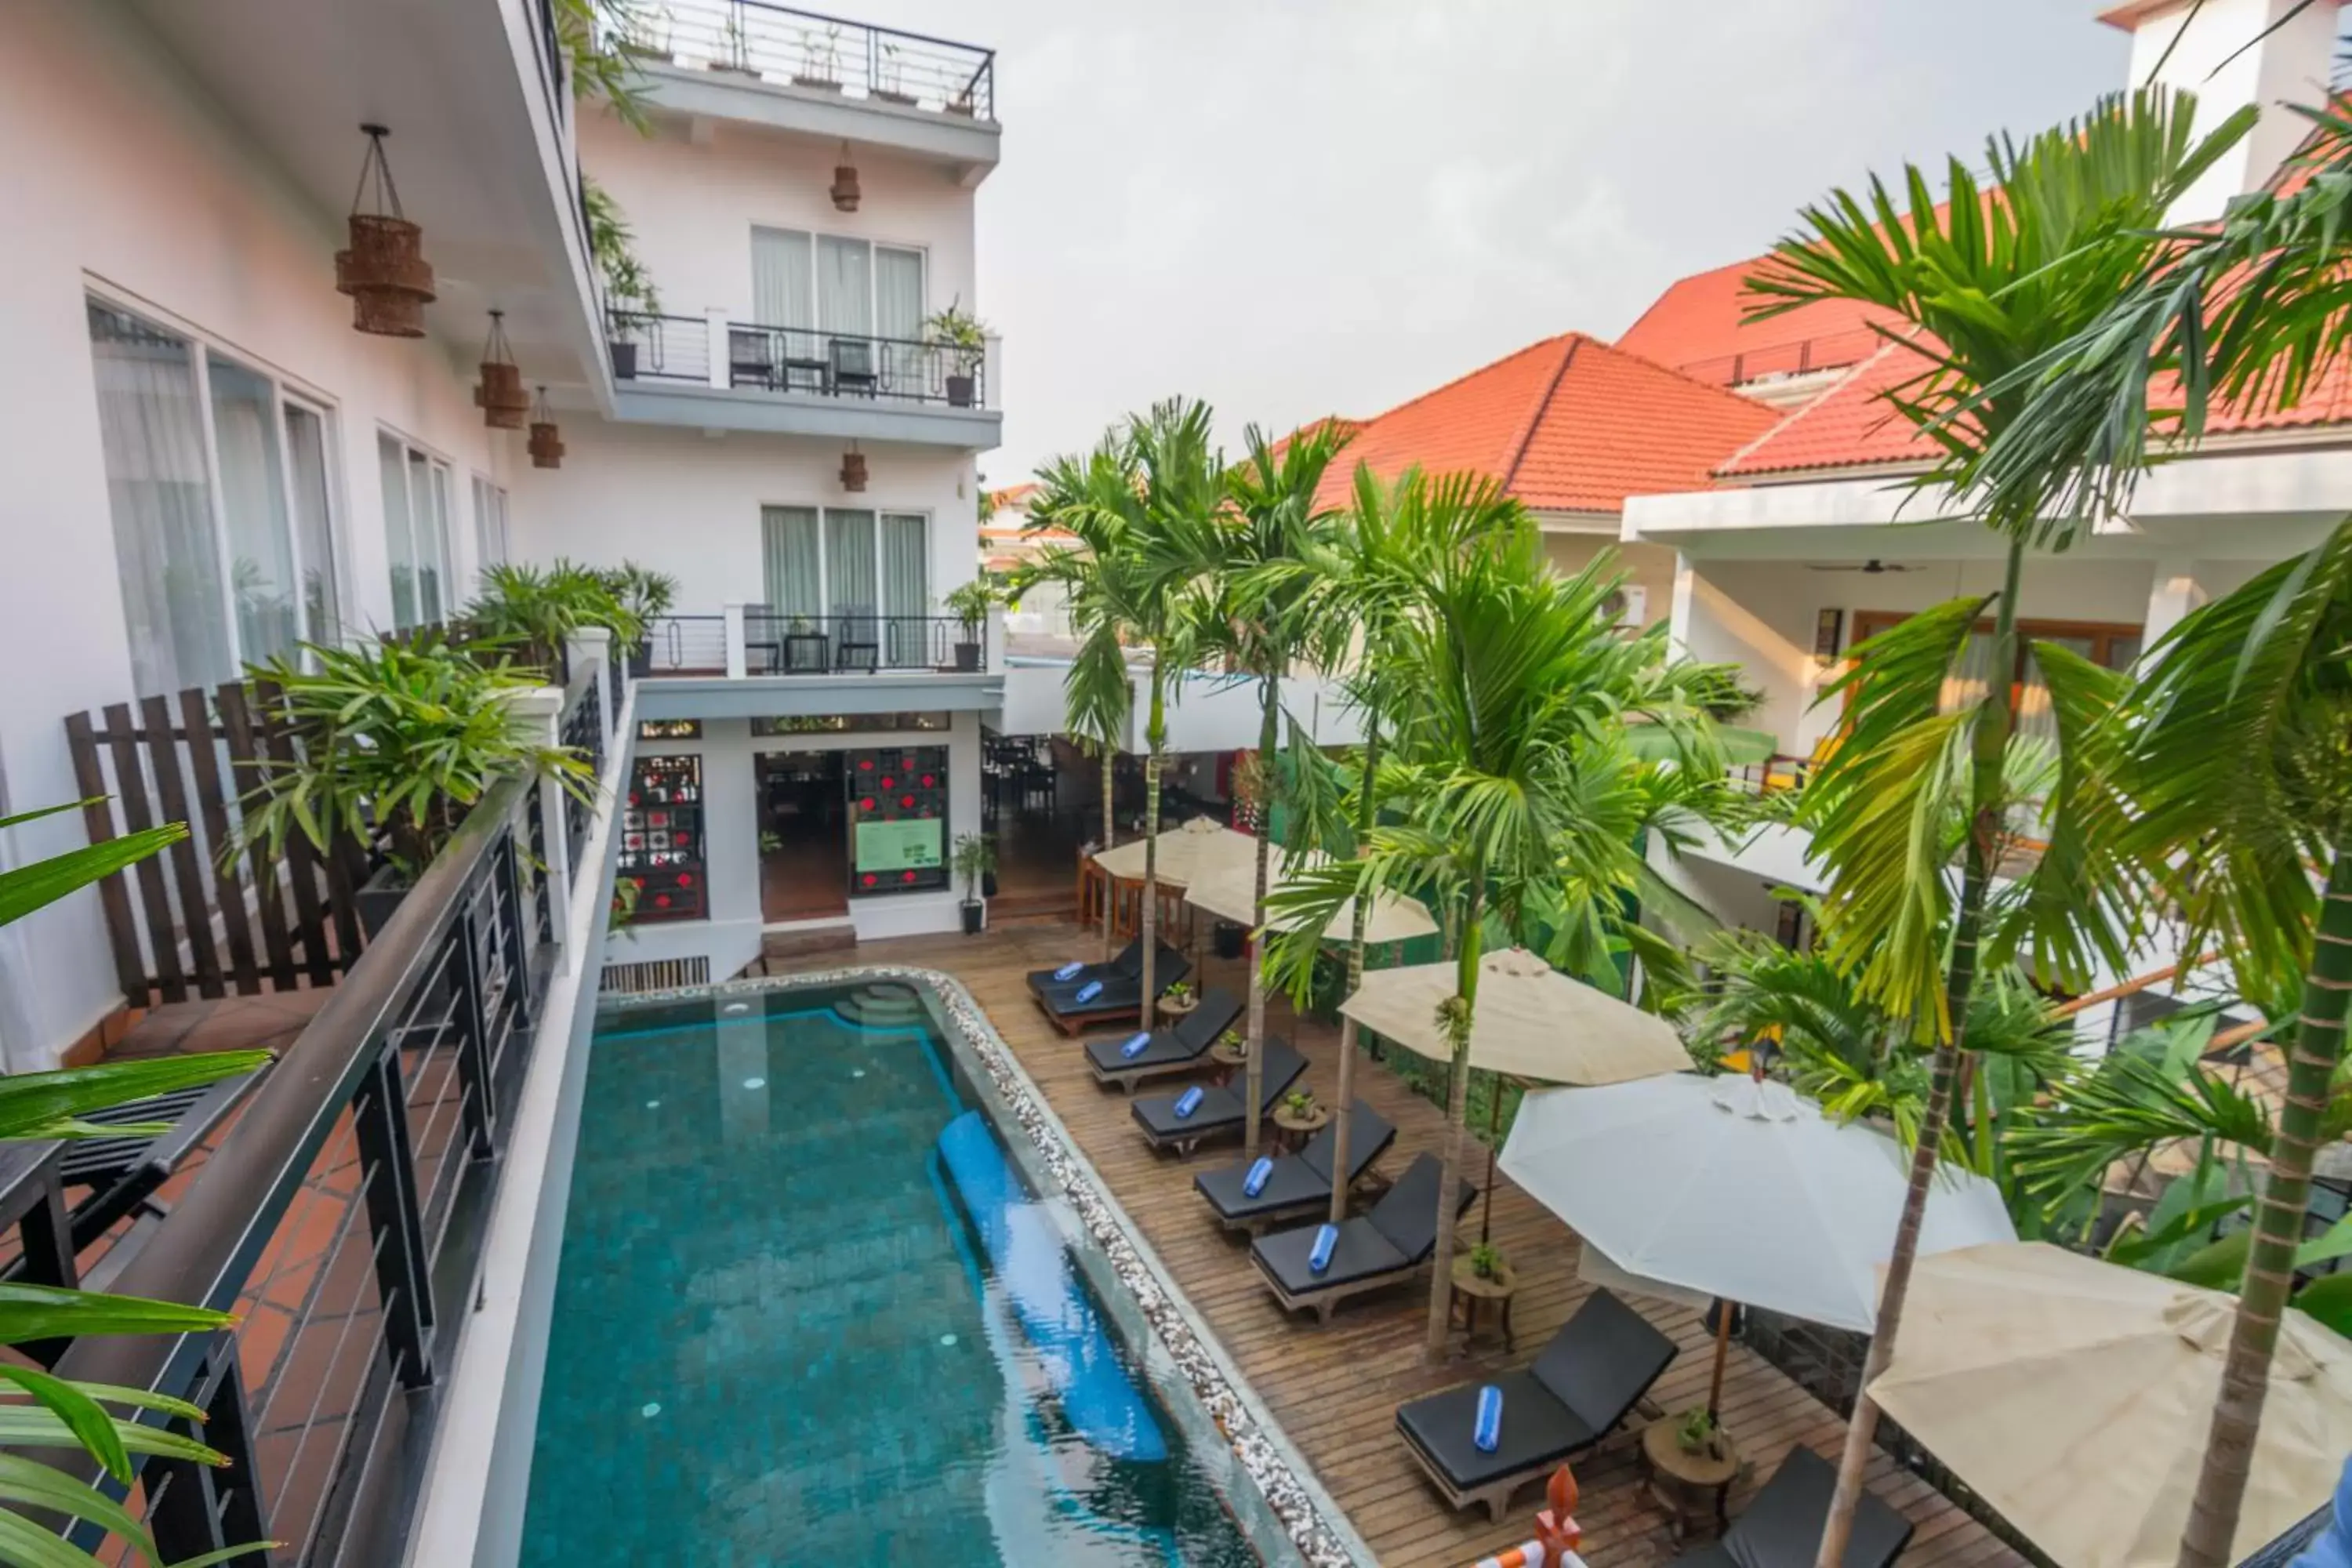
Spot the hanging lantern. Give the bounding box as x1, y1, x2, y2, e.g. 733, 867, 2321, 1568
334, 125, 436, 337
528, 387, 565, 470
474, 310, 530, 429
830, 142, 861, 212
840, 444, 867, 492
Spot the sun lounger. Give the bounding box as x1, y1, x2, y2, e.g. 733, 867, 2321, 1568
1033, 946, 1190, 1035
1193, 1104, 1397, 1231
1084, 986, 1244, 1092
1396, 1288, 1677, 1521
1667, 1444, 1915, 1568
1131, 1041, 1305, 1156
1025, 935, 1151, 998
1250, 1152, 1474, 1323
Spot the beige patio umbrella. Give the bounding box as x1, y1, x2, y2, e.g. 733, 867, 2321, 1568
1869, 1241, 2352, 1568
1182, 850, 1440, 946
1341, 946, 1692, 1239
1090, 815, 1258, 887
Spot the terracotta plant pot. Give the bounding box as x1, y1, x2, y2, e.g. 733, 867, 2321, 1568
336, 213, 436, 338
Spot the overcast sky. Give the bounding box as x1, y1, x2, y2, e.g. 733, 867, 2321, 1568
876, 1, 2135, 482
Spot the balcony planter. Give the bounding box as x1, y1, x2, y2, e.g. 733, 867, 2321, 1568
960, 898, 985, 935
609, 340, 639, 380
952, 638, 982, 672
946, 374, 976, 408
925, 302, 988, 412
953, 831, 995, 939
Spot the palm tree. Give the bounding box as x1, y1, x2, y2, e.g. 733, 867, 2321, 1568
1272, 520, 1732, 1356
1017, 443, 1136, 958
1212, 420, 1353, 1158
1745, 90, 2252, 1563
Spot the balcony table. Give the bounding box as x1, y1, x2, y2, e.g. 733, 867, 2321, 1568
782, 632, 831, 673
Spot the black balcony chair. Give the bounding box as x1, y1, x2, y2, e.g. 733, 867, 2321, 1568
829, 336, 880, 397
741, 603, 783, 673
728, 328, 777, 391
834, 607, 881, 673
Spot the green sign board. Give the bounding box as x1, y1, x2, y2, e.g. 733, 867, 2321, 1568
855, 818, 942, 873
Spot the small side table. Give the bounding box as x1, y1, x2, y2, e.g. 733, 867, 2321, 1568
1639, 1417, 1740, 1543
1209, 1036, 1250, 1087
1270, 1102, 1330, 1155
1448, 1254, 1518, 1352
1158, 995, 1200, 1029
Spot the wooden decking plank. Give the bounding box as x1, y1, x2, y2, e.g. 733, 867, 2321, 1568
771, 924, 2027, 1568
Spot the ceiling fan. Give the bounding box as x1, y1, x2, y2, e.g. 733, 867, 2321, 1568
1806, 558, 1914, 574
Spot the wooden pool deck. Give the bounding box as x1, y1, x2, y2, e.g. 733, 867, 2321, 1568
770, 920, 2030, 1568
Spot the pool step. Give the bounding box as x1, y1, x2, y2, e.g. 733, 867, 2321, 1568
830, 982, 927, 1029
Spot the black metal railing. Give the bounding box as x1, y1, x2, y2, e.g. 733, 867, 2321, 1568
560, 673, 604, 870
605, 312, 712, 385
745, 612, 983, 673
637, 614, 731, 674
722, 322, 988, 408
632, 0, 996, 119
49, 777, 550, 1565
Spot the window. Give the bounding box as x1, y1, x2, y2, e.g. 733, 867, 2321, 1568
750, 227, 924, 341
379, 433, 455, 630
761, 506, 929, 625
471, 475, 510, 578
86, 299, 342, 695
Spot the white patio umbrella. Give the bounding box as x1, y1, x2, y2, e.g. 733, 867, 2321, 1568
1342, 947, 1693, 1238
1182, 850, 1439, 946
1090, 815, 1258, 888
1869, 1242, 2352, 1568
1501, 1072, 2016, 1411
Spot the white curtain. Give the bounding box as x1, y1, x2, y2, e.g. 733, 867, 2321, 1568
752, 227, 815, 330
284, 405, 339, 642
761, 506, 822, 616
881, 513, 928, 663
87, 302, 232, 695
875, 246, 924, 343
379, 435, 419, 630
817, 236, 872, 336
207, 355, 297, 666
826, 508, 877, 619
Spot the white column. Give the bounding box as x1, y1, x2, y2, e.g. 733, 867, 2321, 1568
2145, 557, 2209, 648
505, 688, 572, 975
706, 309, 731, 390
566, 627, 615, 739
722, 602, 749, 679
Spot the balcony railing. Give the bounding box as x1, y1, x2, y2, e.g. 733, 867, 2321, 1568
631, 610, 994, 677
608, 311, 993, 411
623, 0, 996, 120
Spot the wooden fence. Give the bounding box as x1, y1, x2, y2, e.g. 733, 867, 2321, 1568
63, 681, 365, 1009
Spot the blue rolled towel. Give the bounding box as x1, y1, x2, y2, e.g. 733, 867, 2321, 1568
1308, 1223, 1340, 1274
1119, 1031, 1152, 1059
1172, 1086, 1204, 1120
1075, 979, 1103, 1004
1241, 1157, 1275, 1197
1473, 1385, 1504, 1453
1054, 960, 1084, 981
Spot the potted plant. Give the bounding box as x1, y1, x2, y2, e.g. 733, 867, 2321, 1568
793, 24, 843, 89
1468, 1242, 1509, 1283
710, 7, 757, 77
1160, 978, 1197, 1018
1674, 1406, 1730, 1464
923, 301, 989, 407
466, 560, 649, 679
1280, 1088, 1319, 1120
873, 42, 916, 104
586, 179, 659, 380
952, 831, 995, 935
942, 575, 1000, 671
594, 560, 678, 676
1212, 1026, 1247, 1063
230, 633, 595, 938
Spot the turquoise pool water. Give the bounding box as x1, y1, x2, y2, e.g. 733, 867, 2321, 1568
518, 980, 1262, 1566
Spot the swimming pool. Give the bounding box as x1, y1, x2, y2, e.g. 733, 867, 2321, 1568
517, 976, 1283, 1566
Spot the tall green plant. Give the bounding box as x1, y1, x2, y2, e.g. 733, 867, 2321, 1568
0, 807, 270, 1564
467, 561, 647, 672
1746, 90, 2252, 1562
234, 635, 593, 877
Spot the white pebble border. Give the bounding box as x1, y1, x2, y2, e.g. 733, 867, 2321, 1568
605, 965, 1375, 1568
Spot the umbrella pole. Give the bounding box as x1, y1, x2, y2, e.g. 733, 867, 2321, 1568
1479, 1073, 1499, 1243
1708, 1299, 1733, 1421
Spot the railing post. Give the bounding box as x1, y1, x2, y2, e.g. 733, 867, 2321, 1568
354, 1044, 434, 1389
985, 604, 1004, 673
567, 628, 615, 741
706, 307, 731, 390
507, 688, 572, 975
144, 1337, 267, 1566
724, 602, 749, 679
982, 332, 1002, 411
451, 894, 499, 1161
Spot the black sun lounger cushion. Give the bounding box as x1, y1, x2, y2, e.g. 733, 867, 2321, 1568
1131, 1041, 1304, 1142
1396, 1290, 1678, 1493
1250, 1152, 1475, 1292
1193, 1104, 1396, 1222
1025, 936, 1145, 996
1083, 986, 1243, 1075
1037, 949, 1191, 1018
1675, 1444, 1915, 1568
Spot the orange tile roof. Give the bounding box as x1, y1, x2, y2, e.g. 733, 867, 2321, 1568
1616, 256, 1897, 388
1320, 332, 1783, 513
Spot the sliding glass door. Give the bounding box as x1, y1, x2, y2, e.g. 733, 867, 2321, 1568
379, 433, 455, 630
760, 507, 931, 657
